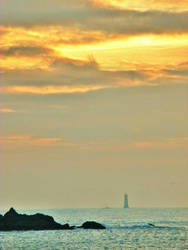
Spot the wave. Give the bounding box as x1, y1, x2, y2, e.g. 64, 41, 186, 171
105, 224, 155, 229
104, 224, 184, 230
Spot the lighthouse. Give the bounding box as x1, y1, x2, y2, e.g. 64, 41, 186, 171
124, 193, 129, 208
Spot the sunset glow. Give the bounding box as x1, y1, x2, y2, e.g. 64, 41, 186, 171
1, 0, 188, 209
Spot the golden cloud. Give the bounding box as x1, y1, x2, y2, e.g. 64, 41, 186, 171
1, 23, 188, 73
93, 0, 188, 10
0, 85, 109, 95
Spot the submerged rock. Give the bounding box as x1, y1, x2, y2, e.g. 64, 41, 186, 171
81, 221, 106, 229
0, 208, 105, 231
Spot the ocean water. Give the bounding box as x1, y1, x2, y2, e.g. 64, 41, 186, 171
0, 208, 187, 249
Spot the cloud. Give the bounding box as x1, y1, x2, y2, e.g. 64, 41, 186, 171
0, 135, 64, 147
0, 108, 16, 113
1, 1, 188, 36
0, 46, 52, 57
134, 137, 188, 150
1, 85, 108, 95
93, 0, 188, 10
162, 62, 188, 77
0, 55, 150, 95
1, 26, 113, 51
55, 137, 188, 152
1, 134, 187, 152
1, 15, 188, 95
0, 135, 80, 153
148, 61, 188, 85
135, 141, 153, 148
178, 61, 188, 68
1, 57, 188, 95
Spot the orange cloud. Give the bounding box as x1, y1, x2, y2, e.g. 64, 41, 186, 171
135, 141, 153, 148
0, 108, 16, 113
0, 135, 80, 153
2, 136, 30, 141
59, 137, 188, 153
29, 138, 62, 146
134, 138, 188, 149
0, 135, 64, 148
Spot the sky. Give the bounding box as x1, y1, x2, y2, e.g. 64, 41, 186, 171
0, 0, 188, 210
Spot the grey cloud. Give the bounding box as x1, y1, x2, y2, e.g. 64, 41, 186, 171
51, 57, 99, 70
1, 0, 188, 35
1, 57, 148, 88
51, 32, 115, 45
164, 69, 188, 76
0, 46, 52, 57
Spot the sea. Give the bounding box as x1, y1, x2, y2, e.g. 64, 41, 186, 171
0, 208, 187, 249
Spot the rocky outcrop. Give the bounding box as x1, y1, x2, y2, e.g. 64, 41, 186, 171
0, 207, 73, 231
0, 208, 105, 231
80, 221, 105, 229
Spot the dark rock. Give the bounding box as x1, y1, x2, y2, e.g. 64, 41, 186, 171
81, 221, 106, 229
0, 208, 72, 231
0, 208, 106, 231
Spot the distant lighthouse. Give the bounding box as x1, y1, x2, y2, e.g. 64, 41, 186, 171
124, 193, 129, 208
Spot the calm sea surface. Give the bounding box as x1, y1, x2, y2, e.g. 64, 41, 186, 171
0, 208, 188, 249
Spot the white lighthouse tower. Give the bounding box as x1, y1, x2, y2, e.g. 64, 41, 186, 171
124, 193, 129, 208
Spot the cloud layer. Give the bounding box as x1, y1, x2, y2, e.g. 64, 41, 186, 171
2, 1, 188, 36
